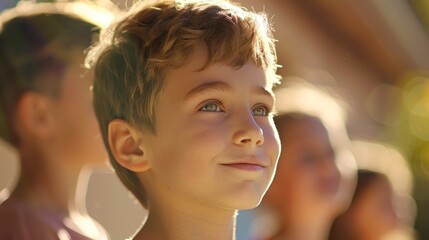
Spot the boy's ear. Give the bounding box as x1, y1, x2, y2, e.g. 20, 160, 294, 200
108, 119, 150, 172
16, 92, 55, 140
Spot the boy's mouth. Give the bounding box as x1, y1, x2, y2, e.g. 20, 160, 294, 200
220, 157, 267, 171
220, 163, 265, 171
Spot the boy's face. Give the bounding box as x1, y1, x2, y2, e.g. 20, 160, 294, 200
138, 47, 280, 210
50, 48, 107, 168
265, 118, 340, 219
349, 178, 397, 239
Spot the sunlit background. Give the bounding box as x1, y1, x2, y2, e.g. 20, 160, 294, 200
0, 0, 428, 239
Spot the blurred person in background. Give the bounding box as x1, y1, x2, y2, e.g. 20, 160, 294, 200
230, 0, 429, 238
245, 79, 356, 240
0, 1, 114, 239
259, 112, 341, 240
330, 140, 417, 240
329, 169, 398, 240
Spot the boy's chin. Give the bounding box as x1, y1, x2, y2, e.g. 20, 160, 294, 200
225, 197, 263, 211
239, 201, 263, 210
220, 189, 266, 210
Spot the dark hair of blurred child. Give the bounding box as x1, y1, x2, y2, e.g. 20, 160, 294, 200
329, 169, 398, 240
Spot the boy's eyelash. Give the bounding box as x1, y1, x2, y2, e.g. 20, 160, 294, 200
197, 100, 275, 116
198, 99, 225, 112
252, 104, 275, 117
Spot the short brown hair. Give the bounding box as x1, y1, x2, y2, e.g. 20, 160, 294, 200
0, 1, 114, 145
86, 0, 280, 207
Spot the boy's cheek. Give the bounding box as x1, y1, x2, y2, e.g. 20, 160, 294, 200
264, 125, 281, 161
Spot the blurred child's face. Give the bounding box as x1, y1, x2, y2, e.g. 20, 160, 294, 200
265, 118, 340, 219
49, 48, 107, 168
349, 178, 398, 239
139, 46, 280, 210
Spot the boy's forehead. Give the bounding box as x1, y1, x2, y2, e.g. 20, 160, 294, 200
181, 43, 212, 71
162, 56, 273, 103
170, 44, 272, 86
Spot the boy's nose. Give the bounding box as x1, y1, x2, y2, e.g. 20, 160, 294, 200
232, 114, 264, 147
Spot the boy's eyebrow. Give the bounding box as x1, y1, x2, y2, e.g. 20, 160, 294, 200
184, 81, 232, 100
254, 85, 275, 99
184, 81, 274, 100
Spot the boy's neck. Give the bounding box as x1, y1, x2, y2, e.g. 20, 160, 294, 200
11, 145, 89, 216
134, 196, 237, 240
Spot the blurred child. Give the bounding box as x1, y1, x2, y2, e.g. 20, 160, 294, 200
260, 112, 341, 240
0, 2, 113, 239
85, 0, 281, 239
329, 169, 398, 240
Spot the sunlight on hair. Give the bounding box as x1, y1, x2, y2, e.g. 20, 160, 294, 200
1, 1, 118, 30
275, 77, 346, 131
275, 77, 355, 172
57, 229, 71, 240
351, 140, 416, 229
351, 140, 412, 196
67, 1, 118, 28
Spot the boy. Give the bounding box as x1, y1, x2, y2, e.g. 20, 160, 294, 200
261, 112, 341, 240
86, 0, 281, 239
0, 1, 114, 239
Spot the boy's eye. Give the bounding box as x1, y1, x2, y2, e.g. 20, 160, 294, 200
252, 105, 269, 116
199, 101, 223, 112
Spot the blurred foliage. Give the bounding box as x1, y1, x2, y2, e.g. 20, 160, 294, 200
410, 0, 429, 31
381, 72, 429, 240
382, 73, 429, 178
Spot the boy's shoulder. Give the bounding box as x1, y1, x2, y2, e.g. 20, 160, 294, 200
0, 196, 102, 240
0, 197, 59, 239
